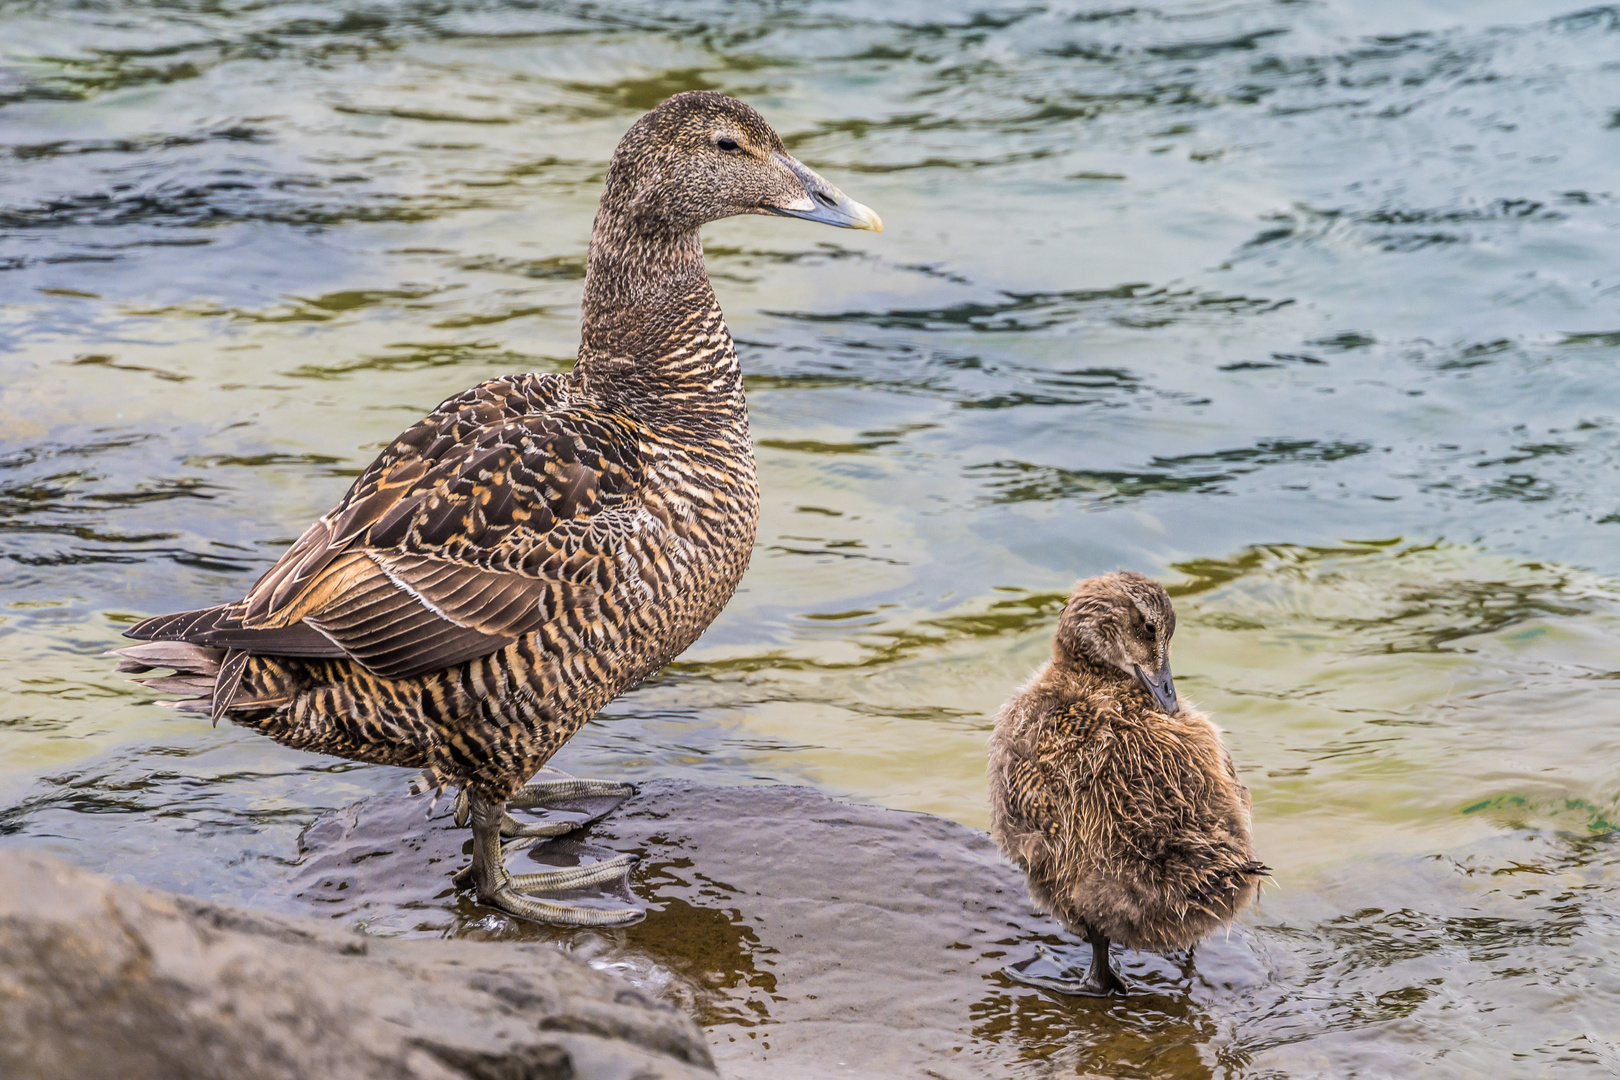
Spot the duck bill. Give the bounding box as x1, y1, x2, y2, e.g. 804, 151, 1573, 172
768, 153, 883, 232
1134, 661, 1179, 715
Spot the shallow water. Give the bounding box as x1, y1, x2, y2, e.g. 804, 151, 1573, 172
2, 0, 1619, 1075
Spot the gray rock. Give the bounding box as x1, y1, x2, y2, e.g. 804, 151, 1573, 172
0, 849, 717, 1080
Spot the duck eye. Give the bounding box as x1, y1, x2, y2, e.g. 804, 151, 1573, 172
1144, 621, 1157, 637
716, 137, 740, 152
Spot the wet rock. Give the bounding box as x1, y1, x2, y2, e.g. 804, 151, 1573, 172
285, 779, 1266, 1079
0, 849, 716, 1080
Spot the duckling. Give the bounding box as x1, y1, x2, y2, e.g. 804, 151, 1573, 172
114, 92, 881, 928
988, 571, 1265, 995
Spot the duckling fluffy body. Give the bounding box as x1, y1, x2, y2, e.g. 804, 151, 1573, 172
116, 92, 881, 926
989, 572, 1263, 990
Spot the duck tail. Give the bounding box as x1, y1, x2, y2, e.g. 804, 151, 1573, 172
119, 601, 339, 724
113, 640, 289, 726
114, 640, 223, 711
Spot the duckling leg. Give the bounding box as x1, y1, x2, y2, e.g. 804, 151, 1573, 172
463, 792, 643, 928
1004, 929, 1129, 997
1081, 928, 1129, 995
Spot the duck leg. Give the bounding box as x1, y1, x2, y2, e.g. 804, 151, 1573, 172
463, 791, 642, 927
1004, 928, 1129, 997
452, 777, 636, 842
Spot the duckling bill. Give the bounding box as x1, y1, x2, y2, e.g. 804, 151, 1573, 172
988, 571, 1266, 995
114, 92, 880, 928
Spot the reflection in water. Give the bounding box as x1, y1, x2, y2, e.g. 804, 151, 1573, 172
971, 971, 1229, 1080
616, 878, 782, 1030
4, 0, 1620, 1075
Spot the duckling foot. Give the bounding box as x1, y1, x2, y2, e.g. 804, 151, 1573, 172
461, 790, 643, 928
1004, 936, 1129, 997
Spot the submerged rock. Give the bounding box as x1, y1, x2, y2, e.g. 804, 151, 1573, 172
284, 778, 1265, 1079
0, 849, 716, 1080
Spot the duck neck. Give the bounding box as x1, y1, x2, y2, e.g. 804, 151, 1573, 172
577, 205, 730, 389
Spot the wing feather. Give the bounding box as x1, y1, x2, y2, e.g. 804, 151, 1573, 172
124, 604, 345, 658
127, 374, 640, 684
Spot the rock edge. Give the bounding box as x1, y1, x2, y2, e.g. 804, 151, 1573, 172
0, 848, 716, 1080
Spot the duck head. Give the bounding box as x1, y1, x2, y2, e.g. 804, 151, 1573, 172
599, 90, 882, 238
1053, 571, 1180, 714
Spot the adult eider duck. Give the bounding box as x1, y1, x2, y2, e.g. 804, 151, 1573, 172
988, 571, 1265, 994
115, 92, 882, 927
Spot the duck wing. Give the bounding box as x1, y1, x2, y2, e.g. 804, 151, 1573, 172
125, 373, 644, 692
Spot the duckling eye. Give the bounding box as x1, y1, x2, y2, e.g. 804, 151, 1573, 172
715, 137, 740, 152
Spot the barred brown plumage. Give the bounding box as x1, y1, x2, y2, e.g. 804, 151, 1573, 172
987, 572, 1266, 995
114, 91, 882, 927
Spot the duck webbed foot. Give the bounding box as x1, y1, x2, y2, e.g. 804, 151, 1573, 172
452, 776, 637, 841
456, 784, 643, 928
1004, 933, 1129, 997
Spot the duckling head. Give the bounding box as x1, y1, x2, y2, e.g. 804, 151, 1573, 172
599, 90, 882, 238
1053, 571, 1180, 714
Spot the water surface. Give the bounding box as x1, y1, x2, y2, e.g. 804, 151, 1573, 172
3, 1, 1619, 1076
